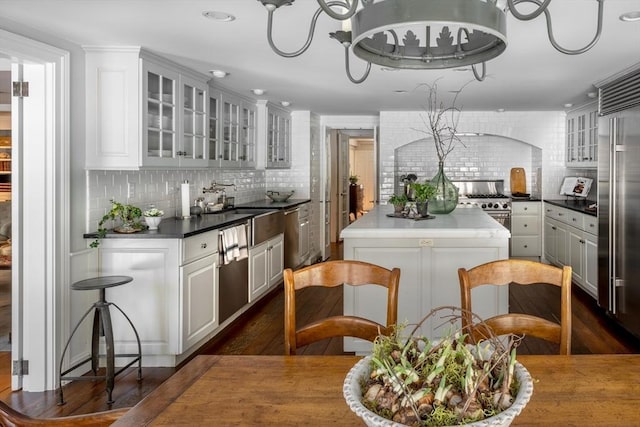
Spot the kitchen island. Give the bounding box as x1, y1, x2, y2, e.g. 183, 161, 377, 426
340, 205, 510, 353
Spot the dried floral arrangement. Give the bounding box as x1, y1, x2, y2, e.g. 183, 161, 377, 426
356, 307, 530, 426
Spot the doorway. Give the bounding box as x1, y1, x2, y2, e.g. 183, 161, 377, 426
0, 66, 11, 354
328, 128, 376, 243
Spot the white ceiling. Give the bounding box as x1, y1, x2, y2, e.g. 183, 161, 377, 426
0, 0, 638, 114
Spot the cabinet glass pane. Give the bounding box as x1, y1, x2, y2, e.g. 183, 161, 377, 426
161, 77, 173, 103
209, 138, 217, 160
184, 85, 194, 109
148, 72, 160, 100
195, 112, 205, 136
184, 135, 193, 157
148, 102, 160, 128
194, 136, 205, 159
161, 131, 174, 156
184, 110, 193, 134
148, 129, 160, 156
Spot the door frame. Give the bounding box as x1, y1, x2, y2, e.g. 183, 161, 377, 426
1, 28, 70, 391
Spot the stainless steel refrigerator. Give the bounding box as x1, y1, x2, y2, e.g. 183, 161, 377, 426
597, 68, 640, 338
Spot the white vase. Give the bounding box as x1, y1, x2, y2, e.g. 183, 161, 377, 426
144, 216, 162, 230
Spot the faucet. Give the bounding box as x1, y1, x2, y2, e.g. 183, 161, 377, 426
202, 181, 236, 193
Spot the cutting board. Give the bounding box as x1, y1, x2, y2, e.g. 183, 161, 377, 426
510, 168, 527, 195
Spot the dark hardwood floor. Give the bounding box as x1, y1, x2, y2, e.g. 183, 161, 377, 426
1, 242, 639, 419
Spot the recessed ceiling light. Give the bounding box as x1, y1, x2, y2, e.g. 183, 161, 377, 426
620, 11, 640, 22
380, 67, 399, 72
202, 11, 236, 22
496, 108, 505, 113
252, 89, 265, 96
209, 69, 228, 78
564, 103, 573, 108
393, 90, 407, 94
587, 92, 597, 99
280, 101, 291, 107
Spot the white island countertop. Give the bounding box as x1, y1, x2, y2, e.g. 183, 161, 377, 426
340, 205, 510, 239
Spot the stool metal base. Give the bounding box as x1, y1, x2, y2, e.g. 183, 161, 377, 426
58, 281, 142, 405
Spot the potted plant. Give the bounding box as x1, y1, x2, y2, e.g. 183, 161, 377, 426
349, 175, 359, 185
143, 207, 164, 230
388, 193, 408, 214
344, 307, 533, 426
411, 181, 436, 216
90, 200, 143, 248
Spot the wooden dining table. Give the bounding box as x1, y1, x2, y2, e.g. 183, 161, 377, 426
113, 354, 640, 426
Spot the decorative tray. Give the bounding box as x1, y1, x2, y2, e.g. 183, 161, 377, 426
386, 213, 435, 221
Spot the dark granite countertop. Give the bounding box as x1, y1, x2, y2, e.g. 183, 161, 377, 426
84, 198, 312, 241
544, 199, 597, 217
84, 212, 255, 240
234, 198, 311, 209
511, 197, 542, 202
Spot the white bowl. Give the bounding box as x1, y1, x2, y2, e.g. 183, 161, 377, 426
343, 355, 534, 427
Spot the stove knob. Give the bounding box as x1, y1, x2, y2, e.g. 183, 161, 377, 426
503, 203, 509, 209
481, 203, 487, 209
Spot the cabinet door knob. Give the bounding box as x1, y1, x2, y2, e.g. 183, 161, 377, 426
524, 245, 528, 248
524, 224, 528, 227
524, 207, 528, 211
201, 243, 207, 249
552, 226, 557, 230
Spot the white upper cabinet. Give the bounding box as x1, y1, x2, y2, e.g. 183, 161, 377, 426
208, 86, 256, 169
258, 102, 291, 169
85, 47, 209, 169
566, 101, 598, 168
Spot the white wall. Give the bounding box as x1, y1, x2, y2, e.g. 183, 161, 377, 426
380, 111, 566, 202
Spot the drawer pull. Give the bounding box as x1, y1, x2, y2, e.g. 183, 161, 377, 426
524, 224, 528, 227
524, 245, 528, 248
558, 213, 564, 216
589, 223, 594, 228
572, 218, 576, 222
201, 243, 208, 249
552, 226, 557, 230
524, 207, 528, 211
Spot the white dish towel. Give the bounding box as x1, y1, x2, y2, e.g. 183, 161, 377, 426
220, 225, 248, 265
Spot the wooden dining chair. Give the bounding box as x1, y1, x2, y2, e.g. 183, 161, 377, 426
0, 401, 129, 426
284, 260, 400, 355
458, 259, 572, 355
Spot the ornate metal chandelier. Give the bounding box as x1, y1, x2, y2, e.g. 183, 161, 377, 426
257, 0, 604, 83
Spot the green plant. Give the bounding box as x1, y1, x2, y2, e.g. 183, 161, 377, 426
411, 181, 437, 202
388, 193, 408, 207
90, 200, 143, 248
143, 207, 164, 217
349, 174, 359, 184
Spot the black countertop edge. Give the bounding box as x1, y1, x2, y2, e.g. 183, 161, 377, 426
234, 198, 311, 209
544, 199, 597, 217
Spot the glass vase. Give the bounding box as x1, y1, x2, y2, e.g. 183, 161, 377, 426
428, 162, 459, 214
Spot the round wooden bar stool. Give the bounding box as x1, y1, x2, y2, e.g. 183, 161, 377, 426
58, 275, 142, 405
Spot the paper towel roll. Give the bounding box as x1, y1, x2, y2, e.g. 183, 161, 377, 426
181, 182, 190, 219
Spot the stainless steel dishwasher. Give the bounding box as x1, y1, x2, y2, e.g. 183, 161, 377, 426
218, 220, 250, 324
284, 206, 300, 269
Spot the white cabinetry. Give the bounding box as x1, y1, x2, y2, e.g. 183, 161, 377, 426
543, 202, 598, 297
85, 47, 209, 169
257, 102, 291, 169
180, 231, 219, 350
207, 88, 256, 168
249, 233, 284, 302
93, 230, 219, 366
343, 236, 508, 353
511, 201, 541, 259
566, 102, 598, 168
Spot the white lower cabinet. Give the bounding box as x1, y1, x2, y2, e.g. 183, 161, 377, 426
543, 202, 598, 298
92, 232, 219, 366
180, 253, 218, 351
249, 233, 284, 302
511, 202, 542, 259
342, 237, 509, 353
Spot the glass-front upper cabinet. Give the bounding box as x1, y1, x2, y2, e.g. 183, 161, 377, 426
144, 62, 178, 167
221, 93, 241, 167
267, 104, 291, 169
566, 101, 598, 168
181, 76, 208, 167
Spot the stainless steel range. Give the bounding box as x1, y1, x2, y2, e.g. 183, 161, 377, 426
454, 180, 511, 230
